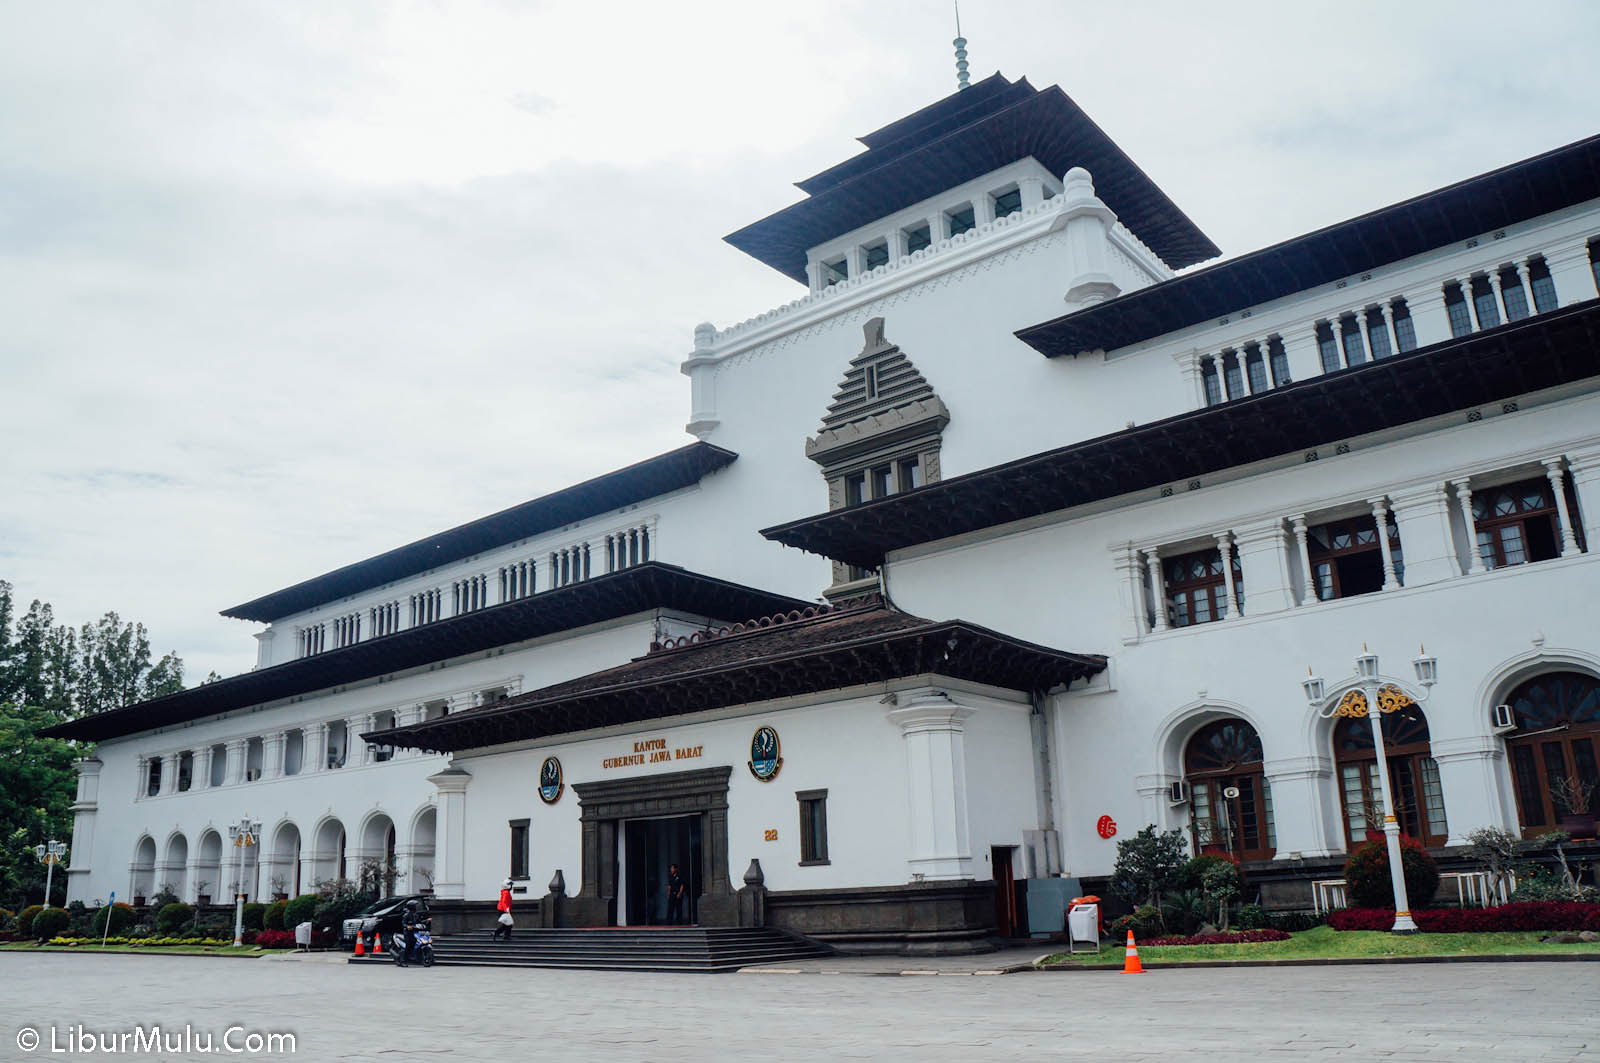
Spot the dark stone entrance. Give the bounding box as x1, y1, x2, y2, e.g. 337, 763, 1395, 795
567, 766, 735, 928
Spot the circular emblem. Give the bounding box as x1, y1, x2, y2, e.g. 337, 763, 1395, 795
1096, 815, 1117, 839
747, 725, 782, 782
538, 756, 564, 804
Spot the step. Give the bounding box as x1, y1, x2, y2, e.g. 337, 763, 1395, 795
349, 926, 829, 972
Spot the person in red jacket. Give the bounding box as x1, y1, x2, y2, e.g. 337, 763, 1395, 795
493, 879, 514, 942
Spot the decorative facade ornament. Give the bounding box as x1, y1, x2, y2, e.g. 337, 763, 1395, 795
1330, 684, 1417, 719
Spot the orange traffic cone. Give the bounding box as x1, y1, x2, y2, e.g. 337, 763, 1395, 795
371, 933, 382, 954
1123, 931, 1144, 974
353, 935, 364, 956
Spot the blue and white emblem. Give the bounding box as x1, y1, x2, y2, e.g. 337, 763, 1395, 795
748, 725, 782, 782
538, 756, 564, 804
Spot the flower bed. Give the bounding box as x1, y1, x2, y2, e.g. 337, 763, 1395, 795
48, 936, 236, 948
1329, 901, 1600, 933
1139, 929, 1291, 946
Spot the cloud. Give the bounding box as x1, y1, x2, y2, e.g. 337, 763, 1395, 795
2, 0, 1595, 682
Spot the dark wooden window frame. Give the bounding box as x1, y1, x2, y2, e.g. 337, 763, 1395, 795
1504, 671, 1600, 837
508, 818, 530, 881
1332, 709, 1448, 850
797, 788, 830, 866
1306, 512, 1401, 601
1183, 719, 1275, 862
1471, 476, 1570, 570
1164, 546, 1242, 628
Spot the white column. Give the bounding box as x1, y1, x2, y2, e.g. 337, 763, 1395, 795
1291, 515, 1316, 605
1487, 268, 1508, 323
350, 715, 375, 765
1017, 174, 1046, 211
888, 227, 905, 264
1114, 545, 1145, 644
889, 690, 976, 881
1388, 484, 1461, 586
1176, 349, 1207, 409
1452, 480, 1488, 575
1324, 317, 1345, 369
225, 739, 247, 786
262, 731, 288, 780
928, 211, 945, 243
1233, 519, 1295, 614
199, 746, 216, 788
1543, 242, 1598, 307
304, 723, 326, 775
1429, 737, 1517, 845
1370, 498, 1400, 590
1263, 757, 1339, 859
1280, 322, 1322, 383
65, 757, 102, 905
1145, 551, 1169, 632
1375, 304, 1396, 356
1514, 261, 1537, 316
1215, 531, 1241, 619
1542, 458, 1582, 557
134, 755, 149, 799
1400, 282, 1451, 348
1457, 277, 1479, 332
159, 753, 180, 796
805, 260, 822, 292
1565, 444, 1600, 546
428, 764, 472, 900
845, 245, 865, 280
973, 191, 995, 226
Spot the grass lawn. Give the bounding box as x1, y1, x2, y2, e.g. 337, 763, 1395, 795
0, 942, 274, 957
1042, 925, 1600, 965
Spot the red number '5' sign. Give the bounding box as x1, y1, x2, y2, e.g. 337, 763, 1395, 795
1096, 815, 1117, 839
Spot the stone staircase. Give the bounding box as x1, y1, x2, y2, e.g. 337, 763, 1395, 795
348, 926, 831, 973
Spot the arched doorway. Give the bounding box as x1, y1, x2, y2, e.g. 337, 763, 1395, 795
1503, 671, 1600, 838
359, 813, 398, 896
194, 830, 223, 905
131, 836, 157, 905
270, 822, 303, 897
1184, 719, 1276, 861
407, 807, 436, 895
311, 818, 347, 888
161, 833, 189, 901
1332, 701, 1448, 849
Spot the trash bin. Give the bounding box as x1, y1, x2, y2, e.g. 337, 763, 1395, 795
294, 921, 313, 951
1067, 903, 1100, 954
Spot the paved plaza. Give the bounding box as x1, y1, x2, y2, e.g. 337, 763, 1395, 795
2, 952, 1594, 1061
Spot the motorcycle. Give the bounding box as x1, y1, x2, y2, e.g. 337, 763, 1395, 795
392, 920, 434, 967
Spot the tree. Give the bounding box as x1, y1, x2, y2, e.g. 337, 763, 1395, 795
0, 702, 77, 909
1110, 825, 1189, 909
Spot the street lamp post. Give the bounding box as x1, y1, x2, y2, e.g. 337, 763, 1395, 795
1304, 645, 1438, 935
34, 840, 67, 909
228, 817, 261, 947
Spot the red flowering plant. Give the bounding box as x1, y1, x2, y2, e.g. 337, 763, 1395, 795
1141, 929, 1291, 946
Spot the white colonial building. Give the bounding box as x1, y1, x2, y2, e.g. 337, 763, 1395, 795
53, 73, 1600, 950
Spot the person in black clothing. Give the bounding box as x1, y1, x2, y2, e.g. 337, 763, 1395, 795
399, 899, 420, 966
665, 863, 686, 925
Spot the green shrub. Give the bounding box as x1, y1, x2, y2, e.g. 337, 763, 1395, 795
32, 908, 72, 940
0, 907, 16, 931
311, 889, 375, 933
156, 903, 194, 935
240, 902, 267, 931
284, 894, 319, 930
89, 903, 137, 937
1343, 837, 1439, 909
263, 900, 288, 931
17, 905, 45, 937
1109, 826, 1188, 908
1234, 903, 1267, 930
148, 885, 180, 908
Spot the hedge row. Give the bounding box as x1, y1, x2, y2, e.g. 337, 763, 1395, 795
1140, 929, 1292, 946
1329, 902, 1600, 933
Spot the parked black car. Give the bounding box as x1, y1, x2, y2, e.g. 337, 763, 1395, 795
341, 895, 428, 946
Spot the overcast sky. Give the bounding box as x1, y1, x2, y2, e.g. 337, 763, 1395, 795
3, 0, 1596, 683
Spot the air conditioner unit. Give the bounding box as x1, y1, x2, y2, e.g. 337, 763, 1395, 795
1167, 779, 1189, 804
1491, 704, 1516, 734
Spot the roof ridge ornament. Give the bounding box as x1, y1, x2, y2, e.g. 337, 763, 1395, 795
953, 2, 970, 91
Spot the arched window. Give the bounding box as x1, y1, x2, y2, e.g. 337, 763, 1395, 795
1184, 719, 1275, 861
1504, 671, 1600, 837
1333, 703, 1447, 850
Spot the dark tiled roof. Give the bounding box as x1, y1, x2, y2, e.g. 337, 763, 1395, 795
222, 442, 738, 623
1017, 134, 1600, 358
762, 300, 1600, 568
44, 564, 808, 743
365, 598, 1105, 753
725, 75, 1219, 283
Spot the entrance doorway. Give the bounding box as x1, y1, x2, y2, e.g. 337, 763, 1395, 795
991, 845, 1019, 938
623, 816, 702, 925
